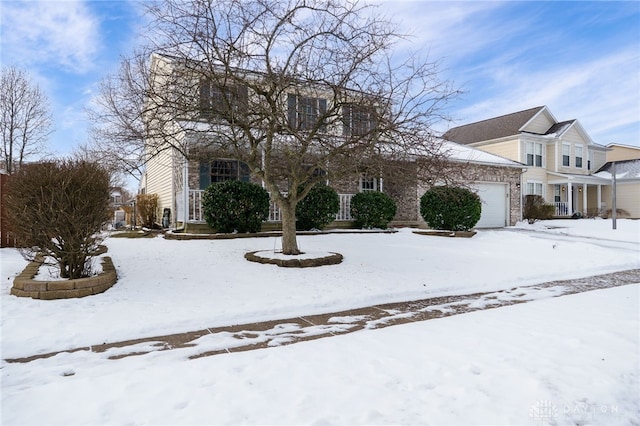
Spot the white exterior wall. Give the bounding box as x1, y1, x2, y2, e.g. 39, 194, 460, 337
522, 113, 554, 134
476, 139, 519, 161
601, 183, 640, 218
143, 146, 176, 221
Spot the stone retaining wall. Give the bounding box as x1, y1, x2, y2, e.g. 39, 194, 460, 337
11, 257, 118, 300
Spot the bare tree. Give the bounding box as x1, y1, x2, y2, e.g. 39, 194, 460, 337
92, 0, 459, 254
0, 66, 53, 174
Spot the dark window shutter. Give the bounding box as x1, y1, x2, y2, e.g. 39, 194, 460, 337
318, 98, 327, 132
199, 161, 210, 190
287, 94, 297, 129
199, 80, 210, 114
342, 105, 351, 136
239, 162, 250, 182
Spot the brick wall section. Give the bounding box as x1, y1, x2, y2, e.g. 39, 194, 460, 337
11, 256, 118, 300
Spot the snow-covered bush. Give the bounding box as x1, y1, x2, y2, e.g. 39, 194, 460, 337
202, 180, 269, 233
350, 191, 397, 229
295, 184, 339, 231
420, 186, 481, 231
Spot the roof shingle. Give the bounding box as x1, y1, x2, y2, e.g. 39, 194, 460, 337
443, 106, 545, 145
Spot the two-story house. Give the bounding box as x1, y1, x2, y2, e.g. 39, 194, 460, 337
443, 106, 622, 218
141, 54, 526, 230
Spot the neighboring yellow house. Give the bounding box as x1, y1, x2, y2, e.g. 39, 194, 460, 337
593, 144, 640, 218
443, 106, 639, 218
606, 143, 640, 162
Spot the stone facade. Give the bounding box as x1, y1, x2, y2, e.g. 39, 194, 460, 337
187, 157, 524, 228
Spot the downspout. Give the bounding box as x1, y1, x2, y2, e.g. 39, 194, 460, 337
183, 155, 189, 228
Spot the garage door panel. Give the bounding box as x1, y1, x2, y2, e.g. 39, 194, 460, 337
472, 183, 508, 228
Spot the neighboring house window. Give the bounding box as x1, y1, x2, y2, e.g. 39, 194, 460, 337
588, 151, 593, 170
360, 176, 379, 192
199, 159, 250, 189
199, 80, 248, 118
525, 142, 543, 167
287, 94, 327, 132
575, 145, 583, 168
343, 105, 377, 137
526, 181, 543, 196
562, 144, 570, 167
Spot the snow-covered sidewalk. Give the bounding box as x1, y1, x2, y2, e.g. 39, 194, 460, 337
6, 268, 639, 364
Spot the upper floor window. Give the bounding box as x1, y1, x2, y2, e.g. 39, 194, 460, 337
588, 151, 593, 170
199, 80, 248, 118
199, 159, 250, 189
575, 145, 583, 168
287, 94, 327, 132
562, 144, 570, 167
343, 105, 377, 137
525, 142, 543, 167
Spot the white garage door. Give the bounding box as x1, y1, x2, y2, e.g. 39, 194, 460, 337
472, 183, 508, 228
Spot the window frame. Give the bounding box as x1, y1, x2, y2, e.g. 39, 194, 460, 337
575, 144, 583, 169
343, 105, 377, 137
359, 175, 379, 192
199, 80, 248, 119
287, 94, 328, 132
525, 141, 543, 167
525, 181, 544, 197
562, 143, 571, 167
199, 159, 250, 189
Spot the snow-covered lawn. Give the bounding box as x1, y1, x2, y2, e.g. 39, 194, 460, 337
2, 219, 639, 425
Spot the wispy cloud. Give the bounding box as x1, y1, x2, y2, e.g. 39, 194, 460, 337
1, 0, 101, 73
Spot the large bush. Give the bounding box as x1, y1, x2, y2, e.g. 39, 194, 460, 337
4, 160, 111, 279
420, 186, 482, 231
523, 194, 555, 224
202, 180, 269, 233
350, 191, 397, 229
296, 184, 340, 230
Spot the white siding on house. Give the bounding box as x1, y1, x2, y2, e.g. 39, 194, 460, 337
522, 112, 554, 134
144, 146, 176, 222
476, 139, 519, 162
602, 183, 640, 218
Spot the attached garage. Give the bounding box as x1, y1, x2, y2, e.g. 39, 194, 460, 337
472, 182, 509, 228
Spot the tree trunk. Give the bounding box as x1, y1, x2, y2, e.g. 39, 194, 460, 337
279, 199, 300, 255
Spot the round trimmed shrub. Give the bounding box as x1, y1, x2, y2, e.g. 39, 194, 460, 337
350, 191, 397, 229
296, 184, 340, 230
202, 180, 270, 233
420, 186, 482, 231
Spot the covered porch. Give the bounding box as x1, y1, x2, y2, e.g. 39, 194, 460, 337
178, 189, 355, 224
547, 173, 611, 217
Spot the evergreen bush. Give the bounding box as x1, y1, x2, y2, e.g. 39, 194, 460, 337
350, 191, 397, 229
420, 186, 482, 231
202, 180, 270, 233
523, 194, 555, 224
296, 184, 340, 230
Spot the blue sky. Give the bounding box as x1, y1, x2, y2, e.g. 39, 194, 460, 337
1, 0, 639, 175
